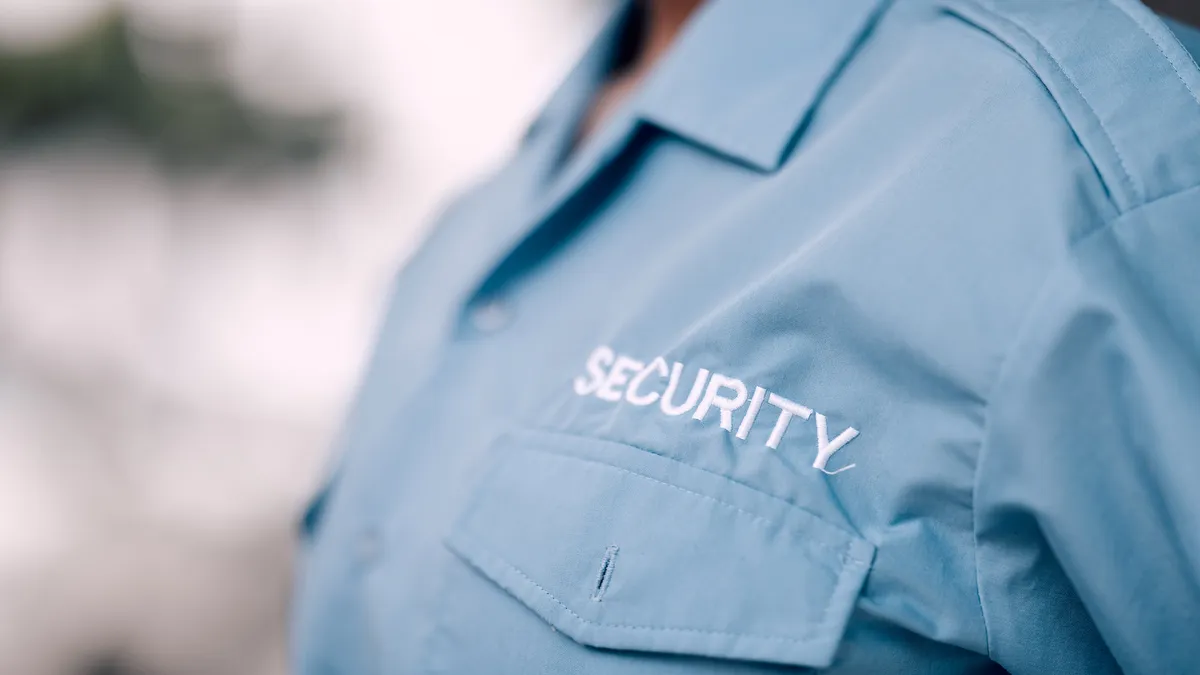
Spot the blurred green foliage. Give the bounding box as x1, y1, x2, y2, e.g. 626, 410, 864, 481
0, 9, 340, 167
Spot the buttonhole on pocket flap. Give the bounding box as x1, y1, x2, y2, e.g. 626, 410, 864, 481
591, 545, 619, 602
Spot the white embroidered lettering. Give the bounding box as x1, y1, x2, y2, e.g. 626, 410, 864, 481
597, 355, 644, 402
765, 393, 812, 450
573, 346, 615, 396
625, 357, 669, 406
660, 363, 710, 416
814, 413, 859, 474
572, 347, 862, 473
693, 374, 748, 432
736, 386, 767, 440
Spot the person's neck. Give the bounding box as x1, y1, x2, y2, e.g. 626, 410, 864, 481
575, 0, 704, 147
634, 0, 705, 74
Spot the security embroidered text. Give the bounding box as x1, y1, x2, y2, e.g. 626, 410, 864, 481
572, 346, 859, 474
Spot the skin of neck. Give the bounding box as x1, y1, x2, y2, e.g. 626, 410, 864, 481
637, 0, 706, 71
575, 0, 705, 147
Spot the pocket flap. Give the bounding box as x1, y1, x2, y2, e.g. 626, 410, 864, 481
445, 430, 875, 668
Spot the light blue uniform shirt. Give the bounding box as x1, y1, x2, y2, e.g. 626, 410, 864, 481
292, 1, 1200, 672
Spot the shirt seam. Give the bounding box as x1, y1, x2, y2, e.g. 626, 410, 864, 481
960, 0, 1142, 208
534, 426, 868, 541
517, 443, 871, 565
1111, 0, 1200, 106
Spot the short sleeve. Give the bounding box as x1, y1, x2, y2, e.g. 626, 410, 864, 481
974, 187, 1200, 674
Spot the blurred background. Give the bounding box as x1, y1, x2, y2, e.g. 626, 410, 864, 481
0, 1, 608, 673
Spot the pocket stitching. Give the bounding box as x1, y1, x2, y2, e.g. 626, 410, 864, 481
524, 444, 872, 566
534, 427, 863, 543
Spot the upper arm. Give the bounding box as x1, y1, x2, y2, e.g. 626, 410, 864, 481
975, 186, 1200, 673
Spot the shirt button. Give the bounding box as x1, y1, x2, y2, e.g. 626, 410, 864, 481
469, 297, 513, 334
356, 531, 382, 565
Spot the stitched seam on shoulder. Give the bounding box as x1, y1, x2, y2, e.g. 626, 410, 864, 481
522, 444, 866, 564
470, 543, 851, 643
1111, 0, 1200, 106
980, 181, 1200, 406
958, 1, 1141, 208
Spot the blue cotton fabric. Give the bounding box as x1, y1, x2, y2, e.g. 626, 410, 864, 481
292, 1, 1200, 673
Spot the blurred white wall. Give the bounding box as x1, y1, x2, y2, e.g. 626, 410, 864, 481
0, 1, 610, 673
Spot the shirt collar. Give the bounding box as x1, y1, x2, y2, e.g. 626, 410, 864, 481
530, 0, 893, 175
630, 0, 892, 171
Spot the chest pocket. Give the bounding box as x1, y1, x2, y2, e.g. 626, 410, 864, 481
444, 429, 875, 669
